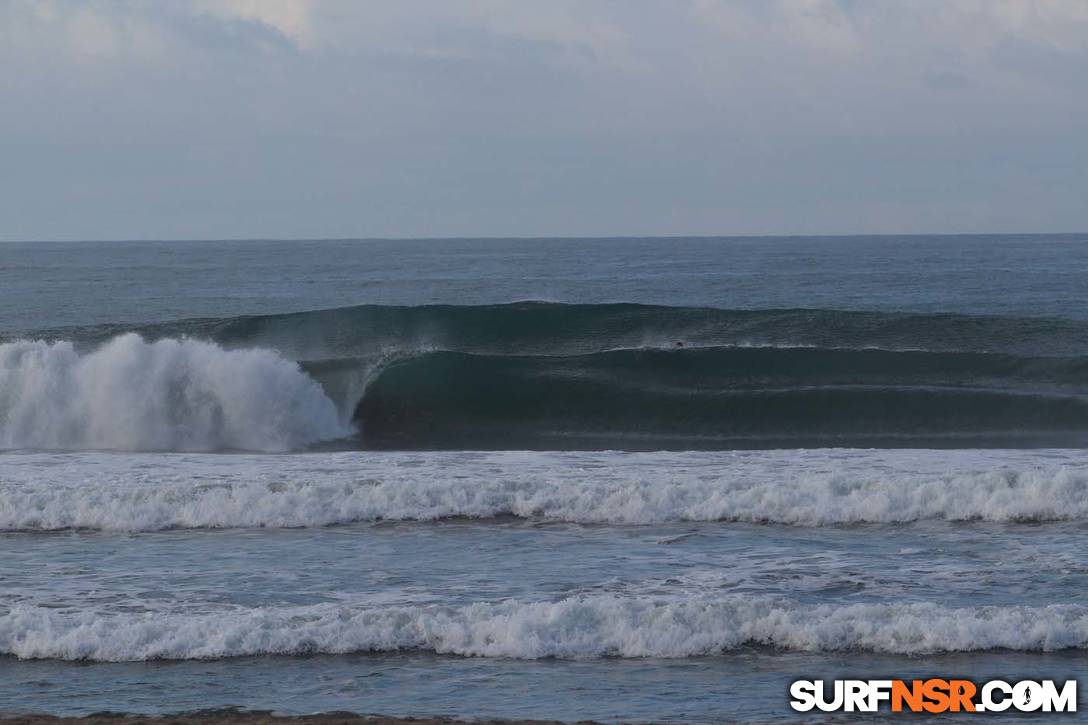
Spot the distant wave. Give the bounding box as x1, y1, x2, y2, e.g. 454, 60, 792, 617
3, 595, 1085, 661
6, 303, 1088, 451
0, 335, 350, 452
3, 451, 1087, 530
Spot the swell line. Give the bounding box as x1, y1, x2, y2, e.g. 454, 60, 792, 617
5, 303, 1088, 452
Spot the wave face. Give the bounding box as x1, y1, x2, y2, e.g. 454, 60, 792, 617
355, 347, 1088, 449
3, 595, 1084, 661
3, 450, 1086, 531
8, 303, 1088, 451
0, 335, 349, 452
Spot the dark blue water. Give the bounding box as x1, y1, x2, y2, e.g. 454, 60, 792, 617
3, 235, 1088, 334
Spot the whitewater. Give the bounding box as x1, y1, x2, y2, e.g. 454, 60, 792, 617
2, 449, 1088, 530
5, 596, 1086, 661
0, 335, 349, 452
4, 448, 1087, 668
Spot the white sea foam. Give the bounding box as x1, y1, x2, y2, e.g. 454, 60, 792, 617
1, 449, 1087, 530
2, 595, 1084, 661
0, 335, 350, 452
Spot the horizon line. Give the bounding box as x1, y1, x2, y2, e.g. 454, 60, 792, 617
2, 231, 1087, 244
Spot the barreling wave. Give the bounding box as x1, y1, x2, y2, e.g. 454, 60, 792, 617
6, 302, 1088, 451
0, 335, 350, 452
3, 450, 1087, 530
3, 595, 1085, 661
354, 347, 1088, 449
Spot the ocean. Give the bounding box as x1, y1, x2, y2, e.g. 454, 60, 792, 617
1, 236, 1086, 722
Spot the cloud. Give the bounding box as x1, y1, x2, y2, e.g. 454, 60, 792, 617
1, 0, 1086, 239
192, 0, 315, 47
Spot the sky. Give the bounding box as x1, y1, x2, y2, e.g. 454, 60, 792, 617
2, 0, 1087, 240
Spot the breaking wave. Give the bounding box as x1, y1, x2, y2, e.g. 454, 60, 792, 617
7, 303, 1088, 451
0, 335, 350, 452
354, 347, 1088, 449
3, 595, 1085, 661
3, 450, 1087, 530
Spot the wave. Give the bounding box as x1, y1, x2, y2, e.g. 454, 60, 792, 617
7, 303, 1088, 451
0, 335, 350, 452
20, 302, 1088, 358
4, 451, 1087, 530
3, 595, 1084, 661
354, 347, 1088, 449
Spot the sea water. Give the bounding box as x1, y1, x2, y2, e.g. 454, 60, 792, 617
1, 236, 1086, 722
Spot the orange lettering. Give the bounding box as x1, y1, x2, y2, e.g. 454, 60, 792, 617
922, 679, 951, 713
892, 680, 924, 712
949, 680, 977, 712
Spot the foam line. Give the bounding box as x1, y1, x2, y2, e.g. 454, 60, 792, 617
2, 450, 1086, 530
2, 595, 1084, 661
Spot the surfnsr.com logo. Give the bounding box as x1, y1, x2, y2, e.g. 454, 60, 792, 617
790, 679, 1077, 714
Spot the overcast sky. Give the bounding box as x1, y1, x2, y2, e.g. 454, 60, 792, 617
3, 0, 1087, 240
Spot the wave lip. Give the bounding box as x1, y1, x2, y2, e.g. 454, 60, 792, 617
32, 302, 1088, 358
0, 334, 350, 452
3, 595, 1085, 661
3, 452, 1088, 531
